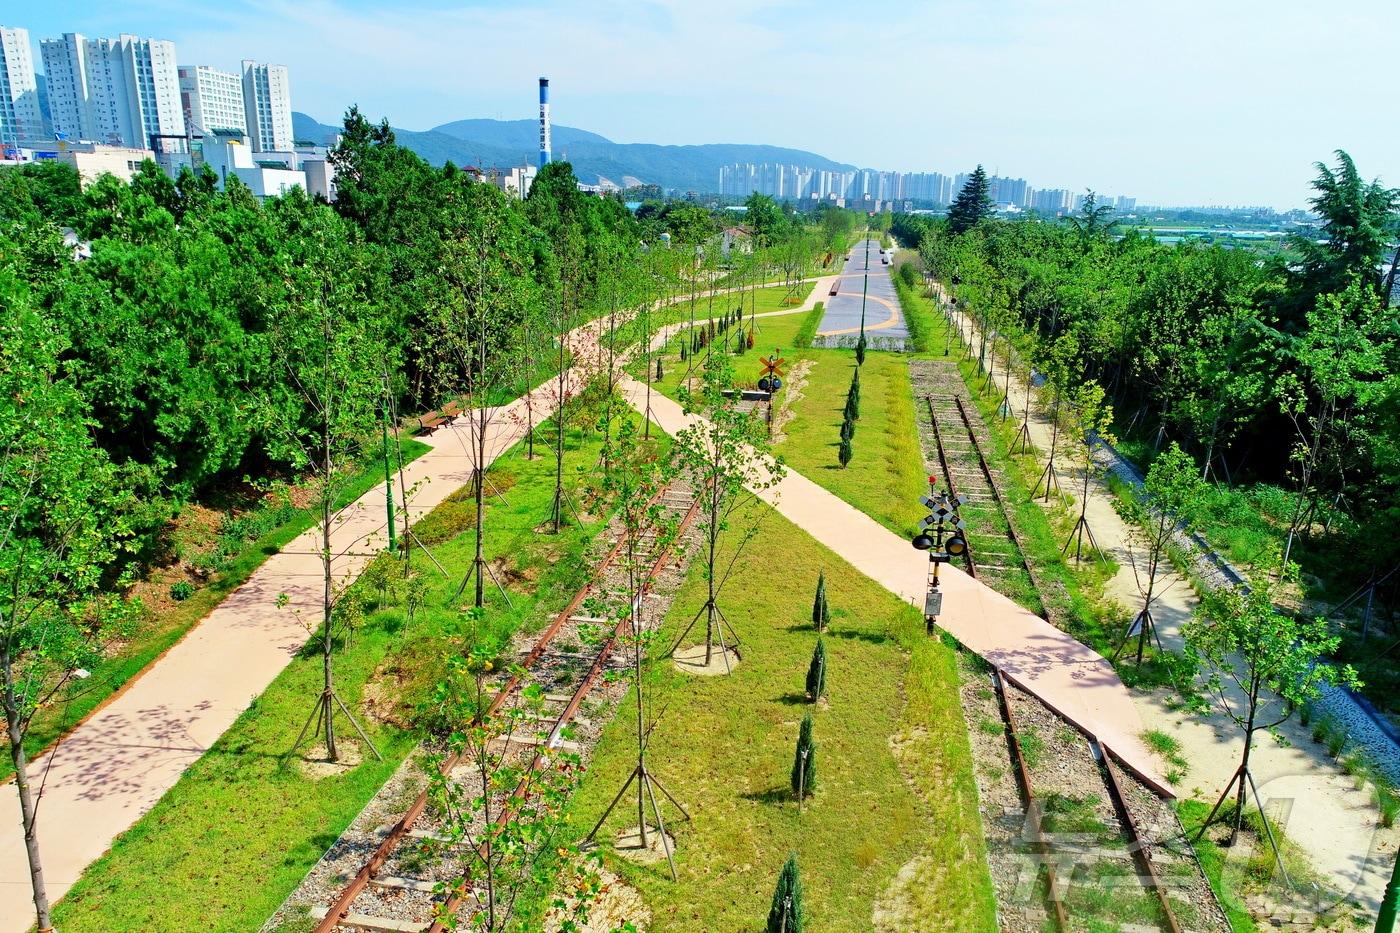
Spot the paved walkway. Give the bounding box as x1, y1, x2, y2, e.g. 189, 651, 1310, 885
617, 373, 1167, 791
0, 317, 618, 932
936, 284, 1397, 917
817, 238, 907, 339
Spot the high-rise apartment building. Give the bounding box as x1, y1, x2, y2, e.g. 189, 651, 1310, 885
0, 26, 44, 146
41, 33, 184, 147
178, 65, 245, 136
241, 60, 292, 151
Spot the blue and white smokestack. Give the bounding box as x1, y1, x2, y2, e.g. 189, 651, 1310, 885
538, 77, 551, 168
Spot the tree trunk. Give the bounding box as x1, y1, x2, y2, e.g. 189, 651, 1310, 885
3, 650, 52, 932
1229, 682, 1260, 847
321, 481, 338, 762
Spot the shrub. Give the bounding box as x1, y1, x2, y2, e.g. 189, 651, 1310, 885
837, 435, 853, 469
794, 302, 824, 349
170, 580, 195, 601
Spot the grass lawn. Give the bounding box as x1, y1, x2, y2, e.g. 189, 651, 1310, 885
569, 498, 997, 932
1, 439, 431, 784
49, 422, 626, 933
774, 349, 926, 536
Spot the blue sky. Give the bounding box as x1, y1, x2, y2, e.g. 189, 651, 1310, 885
11, 0, 1398, 208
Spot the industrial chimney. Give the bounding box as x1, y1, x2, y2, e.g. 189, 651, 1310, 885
538, 77, 551, 169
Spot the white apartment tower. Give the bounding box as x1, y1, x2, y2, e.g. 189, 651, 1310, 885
41, 33, 185, 148
241, 61, 292, 151
178, 65, 246, 136
0, 26, 44, 146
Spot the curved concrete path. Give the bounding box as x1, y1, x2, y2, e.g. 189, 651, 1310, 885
818, 238, 907, 339
617, 374, 1167, 790
0, 319, 620, 932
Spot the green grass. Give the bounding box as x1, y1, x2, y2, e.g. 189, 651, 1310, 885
793, 300, 824, 348
773, 351, 926, 535
568, 498, 997, 932
1176, 801, 1264, 932
49, 422, 626, 932
1, 439, 431, 784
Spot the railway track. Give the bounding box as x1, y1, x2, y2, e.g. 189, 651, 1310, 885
308, 480, 703, 933
913, 368, 1227, 931
986, 668, 1224, 932
922, 393, 1050, 619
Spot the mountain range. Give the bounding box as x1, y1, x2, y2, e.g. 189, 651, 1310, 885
291, 112, 856, 193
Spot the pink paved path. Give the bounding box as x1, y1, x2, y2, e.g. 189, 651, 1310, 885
619, 376, 1168, 791
0, 322, 610, 931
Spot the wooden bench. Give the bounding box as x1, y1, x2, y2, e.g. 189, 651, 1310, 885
417, 400, 464, 435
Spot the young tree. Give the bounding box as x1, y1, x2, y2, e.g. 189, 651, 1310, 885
669, 351, 785, 670
1184, 562, 1357, 873
790, 713, 817, 799
436, 183, 535, 608
805, 638, 827, 702
946, 165, 994, 236
263, 207, 387, 763
1113, 443, 1207, 664
583, 419, 688, 880
426, 619, 591, 931
1, 304, 133, 932
767, 853, 805, 933
810, 571, 830, 632
1061, 381, 1114, 563
838, 434, 853, 469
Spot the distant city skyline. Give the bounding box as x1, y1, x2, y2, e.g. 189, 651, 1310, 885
5, 1, 1398, 209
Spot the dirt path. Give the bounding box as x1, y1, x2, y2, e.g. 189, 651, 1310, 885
935, 284, 1397, 921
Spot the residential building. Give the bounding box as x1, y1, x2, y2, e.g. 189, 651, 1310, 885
178, 64, 245, 136
0, 26, 44, 147
40, 33, 184, 148
241, 60, 292, 151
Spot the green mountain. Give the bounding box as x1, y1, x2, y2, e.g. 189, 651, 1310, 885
292, 112, 856, 193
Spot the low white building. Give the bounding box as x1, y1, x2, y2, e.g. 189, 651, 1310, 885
196, 131, 335, 200
54, 141, 154, 186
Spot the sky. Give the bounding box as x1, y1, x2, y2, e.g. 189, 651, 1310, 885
11, 0, 1398, 209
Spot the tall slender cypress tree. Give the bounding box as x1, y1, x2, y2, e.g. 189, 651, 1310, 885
790, 713, 817, 797
805, 637, 827, 701
767, 854, 805, 933
811, 571, 830, 631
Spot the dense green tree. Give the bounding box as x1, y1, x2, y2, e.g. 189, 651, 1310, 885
946, 165, 994, 235
805, 638, 827, 702
811, 571, 830, 631
1, 299, 135, 932
790, 713, 816, 798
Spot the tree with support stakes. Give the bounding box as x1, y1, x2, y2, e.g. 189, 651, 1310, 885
1112, 443, 1208, 665
811, 571, 830, 632
790, 713, 817, 800
435, 183, 535, 610
805, 638, 827, 702
426, 613, 595, 931
1184, 560, 1357, 883
0, 305, 136, 933
1033, 334, 1078, 502
583, 418, 690, 881
265, 235, 387, 766
668, 351, 785, 671
767, 853, 805, 933
1061, 380, 1114, 564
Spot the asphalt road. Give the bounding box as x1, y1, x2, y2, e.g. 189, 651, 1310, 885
816, 237, 909, 340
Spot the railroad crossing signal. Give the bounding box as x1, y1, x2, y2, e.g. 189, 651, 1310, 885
759, 352, 786, 380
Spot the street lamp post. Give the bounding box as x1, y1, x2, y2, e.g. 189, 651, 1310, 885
910, 475, 968, 634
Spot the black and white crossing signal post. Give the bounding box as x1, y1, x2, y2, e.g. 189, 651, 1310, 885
911, 475, 968, 634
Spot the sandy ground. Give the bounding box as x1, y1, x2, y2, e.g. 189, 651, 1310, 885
938, 287, 1398, 921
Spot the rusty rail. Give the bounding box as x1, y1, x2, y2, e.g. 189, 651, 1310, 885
313, 483, 679, 933
429, 487, 706, 930
1094, 740, 1184, 933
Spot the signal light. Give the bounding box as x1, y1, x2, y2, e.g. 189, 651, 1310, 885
911, 533, 935, 551
945, 533, 968, 557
